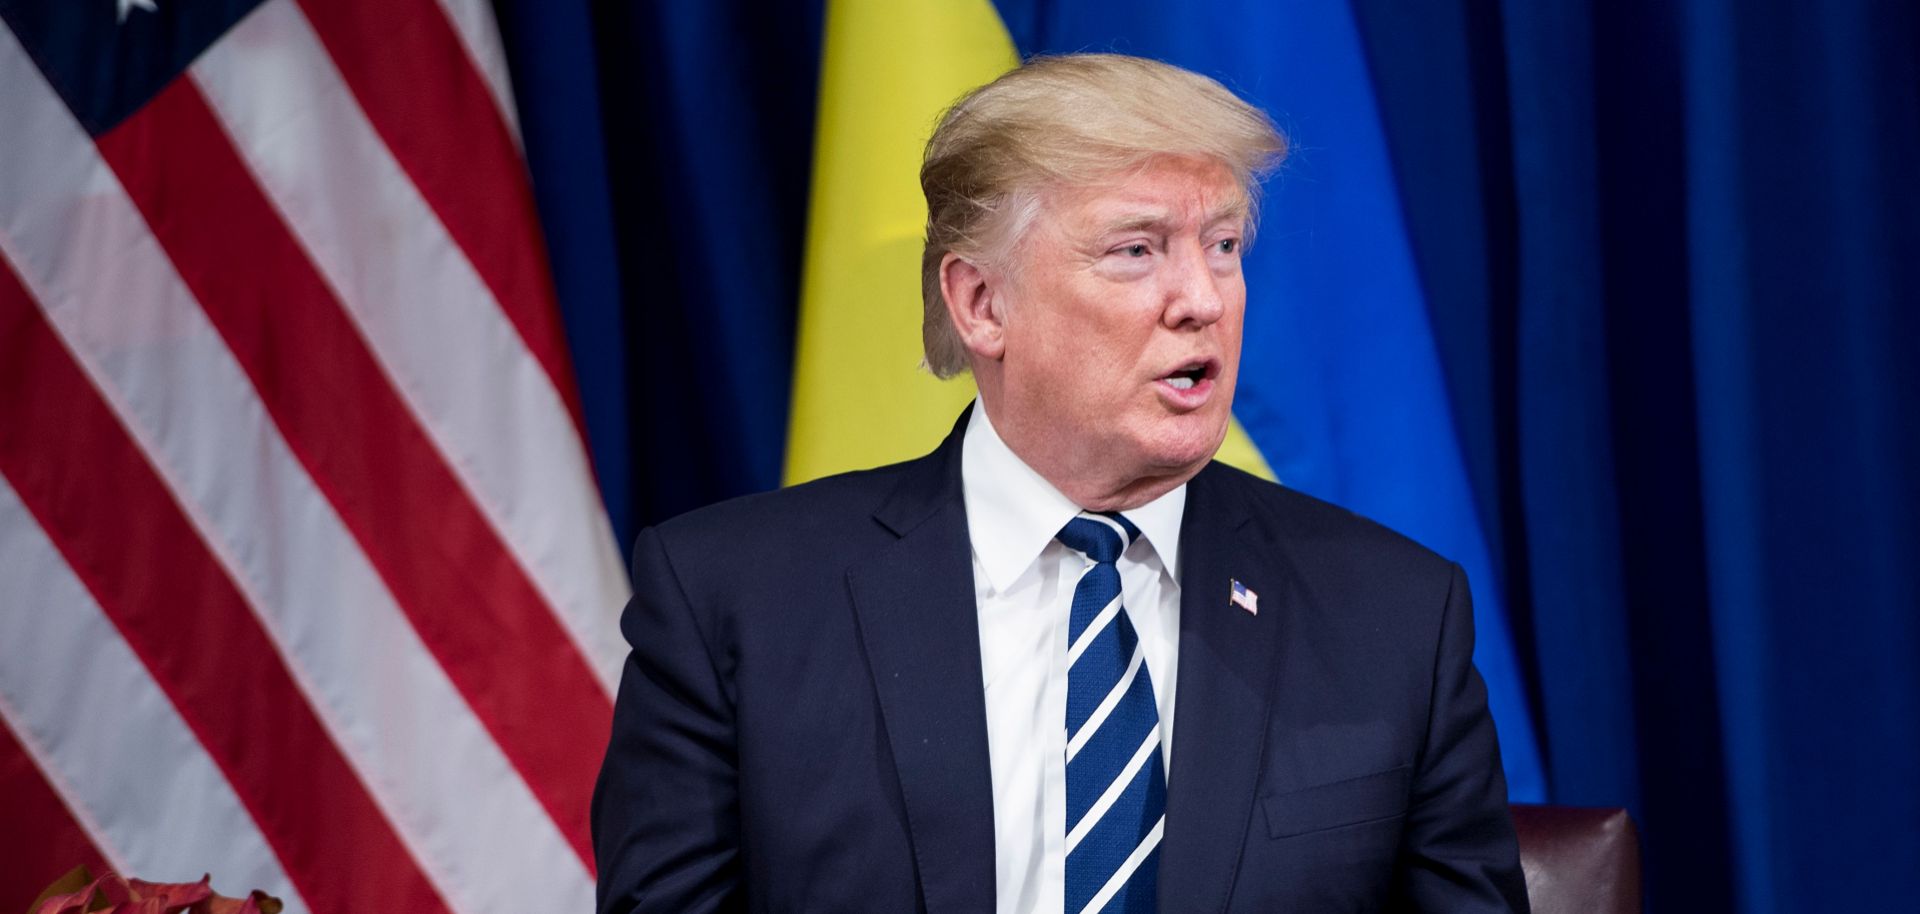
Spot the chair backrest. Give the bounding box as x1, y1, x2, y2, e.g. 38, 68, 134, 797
1511, 804, 1642, 914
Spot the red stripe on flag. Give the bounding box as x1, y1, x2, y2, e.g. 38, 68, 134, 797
0, 714, 111, 914
0, 256, 451, 914
294, 0, 586, 435
94, 78, 609, 867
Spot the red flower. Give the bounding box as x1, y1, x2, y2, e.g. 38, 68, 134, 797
28, 867, 281, 914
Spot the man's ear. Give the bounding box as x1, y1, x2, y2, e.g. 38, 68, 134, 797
940, 252, 1007, 361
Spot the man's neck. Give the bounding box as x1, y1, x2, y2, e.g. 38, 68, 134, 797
961, 399, 1189, 587
973, 394, 1200, 512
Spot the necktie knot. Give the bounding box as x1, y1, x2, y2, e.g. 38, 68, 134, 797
1057, 513, 1137, 564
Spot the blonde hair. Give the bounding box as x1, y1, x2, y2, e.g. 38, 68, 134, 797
919, 53, 1288, 378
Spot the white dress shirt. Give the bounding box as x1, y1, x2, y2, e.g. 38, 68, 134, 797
961, 400, 1185, 914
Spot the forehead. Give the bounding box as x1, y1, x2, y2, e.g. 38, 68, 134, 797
1041, 156, 1248, 231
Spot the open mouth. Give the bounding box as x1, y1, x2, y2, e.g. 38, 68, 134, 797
1161, 360, 1214, 390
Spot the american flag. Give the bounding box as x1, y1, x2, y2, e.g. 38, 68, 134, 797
0, 2, 627, 912
1230, 579, 1258, 615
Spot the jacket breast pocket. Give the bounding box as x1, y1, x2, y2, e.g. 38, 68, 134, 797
1261, 765, 1411, 839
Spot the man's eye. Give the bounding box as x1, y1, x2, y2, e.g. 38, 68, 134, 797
1122, 243, 1150, 258
1217, 238, 1239, 254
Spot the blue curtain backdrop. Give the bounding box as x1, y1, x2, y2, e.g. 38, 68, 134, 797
495, 1, 1920, 911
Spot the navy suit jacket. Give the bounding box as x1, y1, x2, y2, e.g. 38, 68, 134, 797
593, 413, 1529, 912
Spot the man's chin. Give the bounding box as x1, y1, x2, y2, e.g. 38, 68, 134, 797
1060, 411, 1229, 500
1136, 437, 1226, 484
1150, 415, 1231, 467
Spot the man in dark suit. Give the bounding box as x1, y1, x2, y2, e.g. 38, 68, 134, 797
593, 53, 1528, 913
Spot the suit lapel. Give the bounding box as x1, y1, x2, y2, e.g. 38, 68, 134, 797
846, 414, 997, 914
1159, 465, 1285, 913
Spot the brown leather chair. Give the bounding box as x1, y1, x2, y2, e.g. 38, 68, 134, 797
1511, 804, 1642, 914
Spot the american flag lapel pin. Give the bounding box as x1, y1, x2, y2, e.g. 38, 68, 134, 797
1229, 579, 1259, 615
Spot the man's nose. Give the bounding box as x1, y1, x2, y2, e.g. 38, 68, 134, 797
1162, 239, 1228, 329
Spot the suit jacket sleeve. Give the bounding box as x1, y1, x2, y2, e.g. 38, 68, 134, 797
592, 525, 744, 914
1396, 562, 1532, 912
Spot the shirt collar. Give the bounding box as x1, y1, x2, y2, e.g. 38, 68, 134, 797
960, 399, 1187, 594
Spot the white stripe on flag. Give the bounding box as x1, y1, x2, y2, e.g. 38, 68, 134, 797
0, 20, 592, 914
0, 477, 307, 911
192, 0, 628, 693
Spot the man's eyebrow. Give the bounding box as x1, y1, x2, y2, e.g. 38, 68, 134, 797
1209, 200, 1251, 225
1094, 212, 1177, 237
1092, 201, 1251, 237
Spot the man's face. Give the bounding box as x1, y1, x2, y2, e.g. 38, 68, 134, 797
992, 155, 1247, 500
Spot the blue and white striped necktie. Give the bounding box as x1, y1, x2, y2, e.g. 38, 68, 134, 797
1058, 513, 1165, 914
